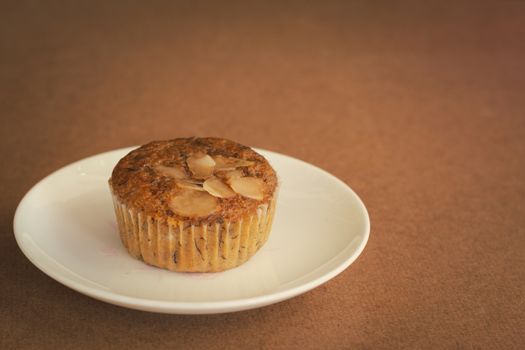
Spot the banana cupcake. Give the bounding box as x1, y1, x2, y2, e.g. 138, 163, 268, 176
109, 137, 278, 272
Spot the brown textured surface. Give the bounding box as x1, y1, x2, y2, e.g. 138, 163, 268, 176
2, 1, 524, 349
110, 137, 277, 223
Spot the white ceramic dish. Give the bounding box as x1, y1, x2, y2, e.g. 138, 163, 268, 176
13, 147, 369, 314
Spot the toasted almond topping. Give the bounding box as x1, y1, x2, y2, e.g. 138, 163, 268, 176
203, 177, 236, 198
212, 155, 230, 169
232, 159, 255, 167
213, 155, 254, 171
169, 190, 218, 217
229, 177, 264, 200
187, 154, 215, 179
214, 166, 238, 171
223, 170, 244, 183
176, 180, 205, 191
155, 165, 186, 179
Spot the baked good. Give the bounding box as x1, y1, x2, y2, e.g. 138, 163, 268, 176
109, 137, 278, 272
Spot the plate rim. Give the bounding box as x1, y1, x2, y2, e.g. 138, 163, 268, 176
13, 146, 370, 314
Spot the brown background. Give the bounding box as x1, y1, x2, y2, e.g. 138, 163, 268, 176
1, 1, 524, 349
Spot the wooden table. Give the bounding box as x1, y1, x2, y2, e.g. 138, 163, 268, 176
2, 1, 524, 348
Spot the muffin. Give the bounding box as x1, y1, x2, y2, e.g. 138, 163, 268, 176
109, 137, 278, 272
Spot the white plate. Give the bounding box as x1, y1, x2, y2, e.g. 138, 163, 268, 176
13, 147, 369, 314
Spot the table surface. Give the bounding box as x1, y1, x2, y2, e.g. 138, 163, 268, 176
2, 1, 524, 349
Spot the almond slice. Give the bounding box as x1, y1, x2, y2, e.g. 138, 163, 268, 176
213, 156, 254, 171
176, 181, 205, 191
229, 177, 264, 200
155, 165, 186, 179
187, 154, 215, 179
212, 155, 231, 169
231, 159, 255, 167
214, 166, 238, 171
203, 177, 236, 198
223, 170, 244, 182
169, 190, 218, 217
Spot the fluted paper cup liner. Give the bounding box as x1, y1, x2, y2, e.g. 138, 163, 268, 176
110, 187, 276, 272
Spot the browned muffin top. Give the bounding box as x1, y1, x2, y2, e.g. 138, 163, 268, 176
109, 137, 278, 224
